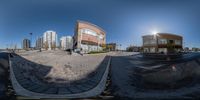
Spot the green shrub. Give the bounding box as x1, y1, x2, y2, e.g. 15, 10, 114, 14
88, 51, 108, 54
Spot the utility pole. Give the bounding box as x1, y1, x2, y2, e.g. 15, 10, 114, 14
6, 44, 8, 50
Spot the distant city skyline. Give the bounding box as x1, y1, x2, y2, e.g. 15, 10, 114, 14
1, 0, 200, 49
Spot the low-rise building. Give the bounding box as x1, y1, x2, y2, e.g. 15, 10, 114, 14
142, 33, 183, 54
184, 47, 189, 52
73, 20, 106, 53
192, 47, 199, 52
106, 43, 116, 51
126, 46, 142, 52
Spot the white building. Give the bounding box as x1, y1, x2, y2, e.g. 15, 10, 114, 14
60, 36, 73, 50
43, 30, 57, 50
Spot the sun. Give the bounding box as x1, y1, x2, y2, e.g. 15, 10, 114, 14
152, 31, 158, 35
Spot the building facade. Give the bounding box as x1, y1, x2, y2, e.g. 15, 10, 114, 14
43, 30, 57, 50
74, 20, 106, 53
192, 47, 199, 52
60, 36, 73, 50
36, 37, 43, 49
142, 33, 183, 54
184, 47, 189, 52
126, 46, 142, 52
106, 43, 116, 51
22, 39, 30, 50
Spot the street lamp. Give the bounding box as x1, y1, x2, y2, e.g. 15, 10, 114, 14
30, 33, 33, 50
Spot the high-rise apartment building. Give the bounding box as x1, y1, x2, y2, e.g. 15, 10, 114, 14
43, 30, 57, 50
60, 36, 73, 50
23, 39, 30, 50
36, 37, 43, 49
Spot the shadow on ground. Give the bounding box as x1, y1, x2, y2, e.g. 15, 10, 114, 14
10, 53, 109, 95
0, 53, 10, 100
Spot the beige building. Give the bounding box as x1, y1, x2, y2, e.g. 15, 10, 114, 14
74, 20, 106, 53
142, 33, 183, 54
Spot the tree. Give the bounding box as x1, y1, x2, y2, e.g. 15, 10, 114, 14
44, 41, 49, 50
107, 45, 113, 51
101, 44, 107, 51
51, 42, 56, 50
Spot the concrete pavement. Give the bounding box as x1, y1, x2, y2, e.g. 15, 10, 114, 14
110, 52, 200, 99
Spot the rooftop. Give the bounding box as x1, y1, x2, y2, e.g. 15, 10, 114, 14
77, 20, 106, 34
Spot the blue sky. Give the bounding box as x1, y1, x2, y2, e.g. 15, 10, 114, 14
0, 0, 200, 49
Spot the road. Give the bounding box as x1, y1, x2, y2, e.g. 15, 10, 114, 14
0, 52, 9, 99
110, 52, 200, 99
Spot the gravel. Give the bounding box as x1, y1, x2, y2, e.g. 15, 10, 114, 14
13, 50, 106, 85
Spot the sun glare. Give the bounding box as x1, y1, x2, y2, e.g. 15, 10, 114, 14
152, 31, 158, 35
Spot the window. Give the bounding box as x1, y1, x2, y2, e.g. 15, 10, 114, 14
99, 34, 104, 39
158, 39, 167, 44
150, 47, 156, 53
175, 40, 181, 45
168, 40, 174, 44
80, 29, 97, 36
143, 39, 156, 45
158, 48, 167, 53
143, 36, 156, 45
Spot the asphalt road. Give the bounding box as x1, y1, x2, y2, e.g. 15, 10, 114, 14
0, 52, 9, 99
110, 52, 200, 99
